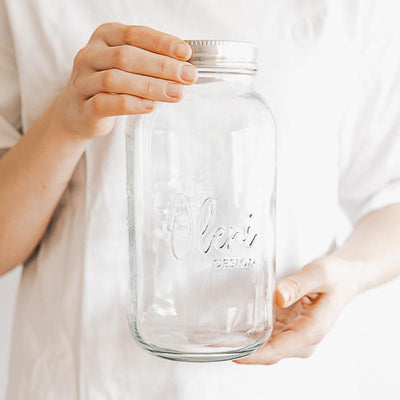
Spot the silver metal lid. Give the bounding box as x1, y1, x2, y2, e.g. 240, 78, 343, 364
185, 40, 258, 74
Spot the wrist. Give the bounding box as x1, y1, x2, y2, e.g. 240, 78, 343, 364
329, 252, 372, 296
47, 93, 92, 148
48, 116, 91, 151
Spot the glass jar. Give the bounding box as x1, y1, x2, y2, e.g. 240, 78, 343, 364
126, 40, 276, 362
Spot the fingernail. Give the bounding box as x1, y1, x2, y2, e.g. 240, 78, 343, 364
278, 287, 289, 305
143, 99, 154, 109
180, 64, 197, 83
165, 83, 183, 99
174, 42, 191, 59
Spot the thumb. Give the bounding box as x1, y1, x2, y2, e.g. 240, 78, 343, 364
276, 262, 326, 308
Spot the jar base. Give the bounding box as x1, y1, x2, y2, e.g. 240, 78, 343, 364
139, 342, 264, 363
130, 321, 272, 362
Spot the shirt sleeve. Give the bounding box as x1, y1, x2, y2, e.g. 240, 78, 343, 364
338, 9, 400, 225
0, 0, 22, 151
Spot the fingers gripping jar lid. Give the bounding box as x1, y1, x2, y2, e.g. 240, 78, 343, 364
185, 40, 258, 74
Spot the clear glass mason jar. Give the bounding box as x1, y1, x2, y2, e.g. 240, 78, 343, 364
126, 40, 276, 362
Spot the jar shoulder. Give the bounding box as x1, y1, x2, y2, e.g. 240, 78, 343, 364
129, 88, 274, 134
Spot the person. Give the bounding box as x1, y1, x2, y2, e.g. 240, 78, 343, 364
1, 0, 400, 399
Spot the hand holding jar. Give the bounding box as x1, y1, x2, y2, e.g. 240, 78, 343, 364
52, 23, 197, 141
236, 255, 361, 364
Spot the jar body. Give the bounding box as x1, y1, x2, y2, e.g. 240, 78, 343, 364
126, 72, 276, 362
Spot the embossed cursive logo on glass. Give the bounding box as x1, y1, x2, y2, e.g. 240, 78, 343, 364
166, 194, 257, 263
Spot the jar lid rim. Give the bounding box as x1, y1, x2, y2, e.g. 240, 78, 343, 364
185, 40, 258, 73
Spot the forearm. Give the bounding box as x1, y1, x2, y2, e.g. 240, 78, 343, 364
0, 98, 89, 275
334, 203, 400, 293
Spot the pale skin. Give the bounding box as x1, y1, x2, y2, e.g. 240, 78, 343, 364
0, 23, 399, 365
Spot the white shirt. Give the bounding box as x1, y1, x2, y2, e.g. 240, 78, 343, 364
1, 1, 400, 399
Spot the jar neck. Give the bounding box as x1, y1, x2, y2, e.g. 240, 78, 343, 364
195, 70, 256, 87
